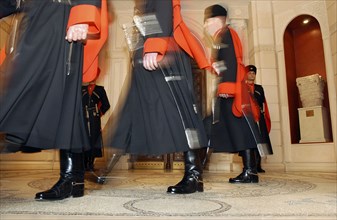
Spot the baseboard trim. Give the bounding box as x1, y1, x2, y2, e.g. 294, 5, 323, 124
285, 162, 337, 172
0, 161, 56, 170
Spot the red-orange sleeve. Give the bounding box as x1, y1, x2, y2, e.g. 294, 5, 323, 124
264, 99, 271, 133
229, 28, 245, 117
67, 5, 101, 35
143, 37, 170, 62
0, 47, 6, 66
81, 0, 109, 83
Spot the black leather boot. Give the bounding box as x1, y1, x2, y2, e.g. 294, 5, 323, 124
84, 151, 95, 171
87, 156, 95, 171
167, 150, 203, 194
35, 150, 85, 200
255, 149, 265, 173
229, 149, 259, 183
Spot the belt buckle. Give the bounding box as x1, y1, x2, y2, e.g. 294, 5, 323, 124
219, 93, 233, 99
52, 0, 71, 4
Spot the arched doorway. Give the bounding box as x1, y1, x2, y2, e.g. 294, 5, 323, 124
283, 14, 333, 144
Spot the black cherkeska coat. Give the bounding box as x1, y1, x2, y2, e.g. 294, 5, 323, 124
0, 0, 17, 19
82, 84, 110, 157
106, 0, 207, 156
209, 29, 257, 153
254, 84, 273, 154
0, 0, 101, 153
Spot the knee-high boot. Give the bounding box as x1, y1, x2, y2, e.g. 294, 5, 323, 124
84, 150, 95, 171
35, 149, 85, 200
255, 149, 265, 173
229, 149, 259, 183
167, 149, 203, 194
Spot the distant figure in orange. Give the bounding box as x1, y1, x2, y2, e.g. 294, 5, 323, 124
82, 79, 110, 171
246, 64, 273, 173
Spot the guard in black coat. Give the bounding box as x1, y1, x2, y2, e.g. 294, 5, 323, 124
0, 0, 107, 201
246, 65, 273, 173
82, 82, 110, 171
204, 5, 259, 183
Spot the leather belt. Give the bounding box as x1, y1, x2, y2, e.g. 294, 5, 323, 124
52, 0, 72, 4
218, 93, 234, 98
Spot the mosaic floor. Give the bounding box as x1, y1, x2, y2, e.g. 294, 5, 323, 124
0, 169, 336, 220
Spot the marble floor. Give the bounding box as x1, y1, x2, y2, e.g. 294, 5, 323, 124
0, 169, 336, 220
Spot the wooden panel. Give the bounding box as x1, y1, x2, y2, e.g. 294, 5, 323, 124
0, 149, 58, 170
